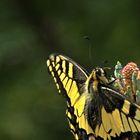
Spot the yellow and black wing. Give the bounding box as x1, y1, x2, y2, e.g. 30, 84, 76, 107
87, 85, 140, 140
47, 54, 95, 140
47, 53, 140, 140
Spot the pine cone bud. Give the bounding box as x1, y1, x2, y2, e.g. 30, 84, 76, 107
121, 62, 139, 87
121, 62, 139, 79
114, 61, 140, 104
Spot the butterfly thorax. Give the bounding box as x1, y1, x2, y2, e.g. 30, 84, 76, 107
86, 67, 109, 93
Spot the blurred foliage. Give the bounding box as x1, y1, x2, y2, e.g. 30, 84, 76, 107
0, 0, 140, 139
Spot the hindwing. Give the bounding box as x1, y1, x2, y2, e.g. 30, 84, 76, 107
88, 86, 140, 139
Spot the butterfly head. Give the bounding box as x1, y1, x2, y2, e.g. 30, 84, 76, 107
92, 67, 109, 85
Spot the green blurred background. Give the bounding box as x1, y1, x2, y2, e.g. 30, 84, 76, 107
0, 0, 140, 140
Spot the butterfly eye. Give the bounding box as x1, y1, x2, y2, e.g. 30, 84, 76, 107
95, 68, 107, 78
95, 68, 102, 76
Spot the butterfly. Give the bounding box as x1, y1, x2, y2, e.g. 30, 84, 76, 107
47, 53, 140, 140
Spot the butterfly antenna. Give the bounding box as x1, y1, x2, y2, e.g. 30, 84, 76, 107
83, 36, 93, 66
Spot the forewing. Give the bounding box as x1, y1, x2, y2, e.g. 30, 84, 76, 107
47, 54, 95, 139
47, 53, 89, 105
